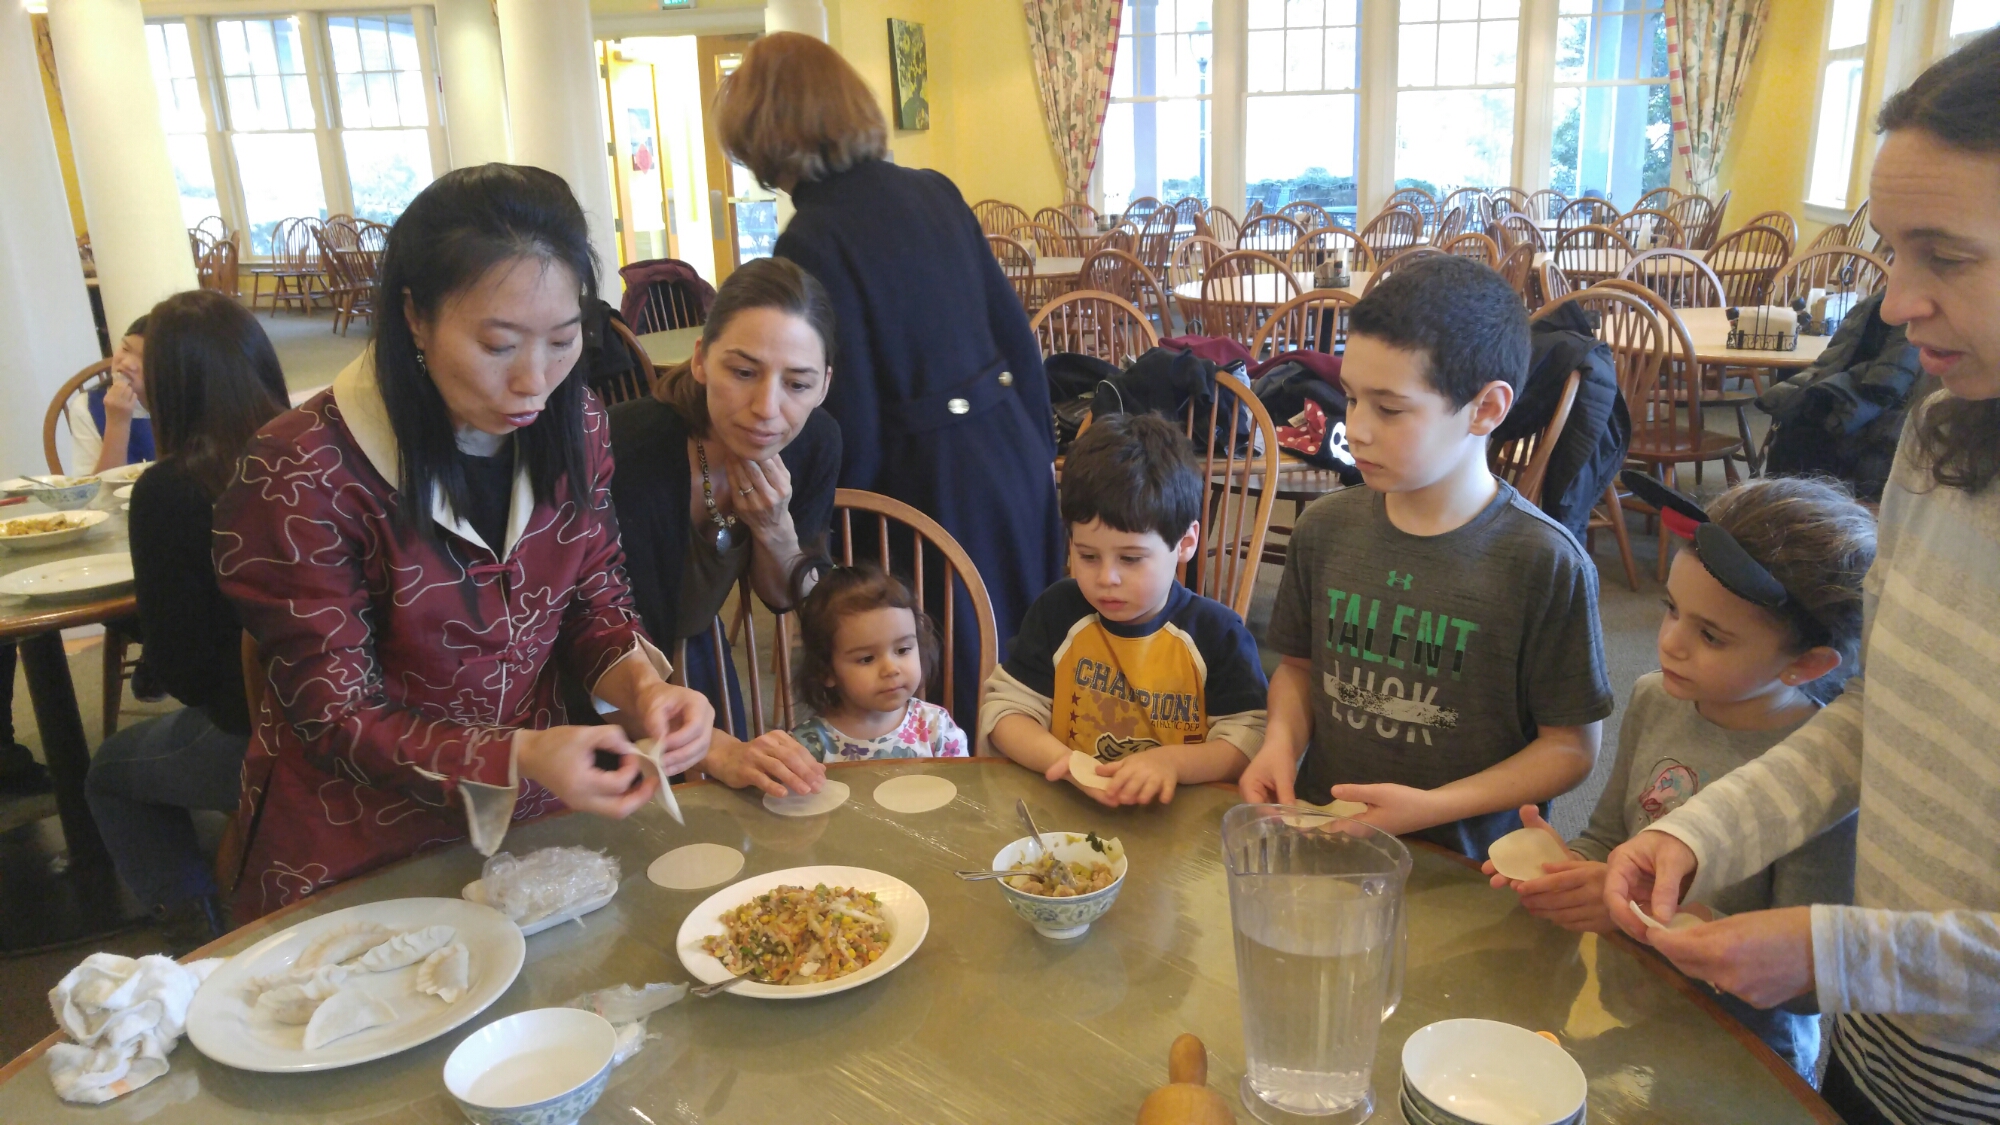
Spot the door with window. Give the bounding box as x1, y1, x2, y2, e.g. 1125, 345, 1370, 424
696, 34, 777, 281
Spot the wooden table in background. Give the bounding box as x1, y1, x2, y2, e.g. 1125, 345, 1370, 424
0, 760, 1839, 1124
1678, 306, 1831, 370
635, 327, 703, 368
1171, 271, 1373, 307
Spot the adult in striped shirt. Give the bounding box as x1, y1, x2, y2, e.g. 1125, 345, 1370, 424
1603, 30, 2000, 1125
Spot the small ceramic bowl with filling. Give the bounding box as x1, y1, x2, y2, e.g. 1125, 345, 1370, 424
443, 1007, 618, 1125
990, 832, 1128, 940
25, 478, 101, 512
1401, 1018, 1587, 1125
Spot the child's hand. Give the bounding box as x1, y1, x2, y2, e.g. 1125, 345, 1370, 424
1102, 752, 1179, 805
1328, 782, 1446, 837
1238, 745, 1298, 806
1044, 754, 1121, 807
1512, 860, 1613, 932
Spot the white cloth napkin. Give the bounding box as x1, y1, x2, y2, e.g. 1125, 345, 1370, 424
45, 953, 222, 1104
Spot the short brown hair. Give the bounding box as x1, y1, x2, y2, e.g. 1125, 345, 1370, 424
792, 565, 937, 715
1061, 413, 1203, 546
714, 32, 888, 190
1706, 476, 1876, 702
653, 256, 837, 434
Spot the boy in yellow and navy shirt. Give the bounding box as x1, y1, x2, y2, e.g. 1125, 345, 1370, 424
979, 413, 1268, 805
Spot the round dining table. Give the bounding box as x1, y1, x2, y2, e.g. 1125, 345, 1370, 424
0, 489, 147, 952
0, 759, 1838, 1124
1172, 270, 1373, 307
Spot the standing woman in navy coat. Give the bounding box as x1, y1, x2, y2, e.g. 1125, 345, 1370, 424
714, 32, 1064, 723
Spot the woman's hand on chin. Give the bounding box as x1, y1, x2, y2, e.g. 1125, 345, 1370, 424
517, 724, 659, 818
725, 452, 797, 545
704, 731, 825, 798
634, 680, 716, 775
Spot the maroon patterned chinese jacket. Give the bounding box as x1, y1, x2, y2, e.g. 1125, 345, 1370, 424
214, 355, 654, 919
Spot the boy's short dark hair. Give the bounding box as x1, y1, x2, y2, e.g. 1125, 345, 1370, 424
1347, 255, 1530, 410
1060, 412, 1202, 547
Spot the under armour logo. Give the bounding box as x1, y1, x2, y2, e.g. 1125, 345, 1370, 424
1387, 570, 1413, 590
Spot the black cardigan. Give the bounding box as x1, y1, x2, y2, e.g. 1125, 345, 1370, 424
129, 460, 250, 735
606, 399, 842, 645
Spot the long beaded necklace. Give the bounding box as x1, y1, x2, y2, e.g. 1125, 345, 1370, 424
695, 439, 740, 554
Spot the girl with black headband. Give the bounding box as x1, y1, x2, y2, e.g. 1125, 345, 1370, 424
1484, 475, 1875, 1078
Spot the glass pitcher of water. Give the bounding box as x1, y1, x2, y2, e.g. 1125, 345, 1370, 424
1222, 804, 1412, 1125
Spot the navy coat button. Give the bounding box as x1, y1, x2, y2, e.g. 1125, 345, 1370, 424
998, 371, 1014, 387
948, 398, 970, 414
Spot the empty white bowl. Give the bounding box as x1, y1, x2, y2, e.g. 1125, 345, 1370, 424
443, 1008, 618, 1125
1401, 1019, 1586, 1125
991, 832, 1128, 940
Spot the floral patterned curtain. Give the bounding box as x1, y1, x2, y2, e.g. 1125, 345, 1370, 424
1021, 0, 1123, 203
1665, 0, 1769, 198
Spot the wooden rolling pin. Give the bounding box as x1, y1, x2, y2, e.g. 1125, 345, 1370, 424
1136, 1034, 1236, 1125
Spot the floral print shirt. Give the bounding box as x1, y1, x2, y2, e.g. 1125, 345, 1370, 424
793, 700, 968, 762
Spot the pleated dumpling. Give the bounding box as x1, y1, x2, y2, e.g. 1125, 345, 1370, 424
254, 965, 350, 1024
414, 942, 470, 1004
303, 987, 397, 1050
247, 961, 346, 1001
354, 924, 456, 973
295, 921, 392, 970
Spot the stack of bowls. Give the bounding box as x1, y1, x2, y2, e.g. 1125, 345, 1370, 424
1400, 1019, 1587, 1125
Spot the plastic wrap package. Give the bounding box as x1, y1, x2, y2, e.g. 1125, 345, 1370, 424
563, 982, 688, 1065
480, 847, 620, 925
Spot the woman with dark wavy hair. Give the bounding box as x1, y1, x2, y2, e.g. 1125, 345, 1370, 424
213, 164, 714, 919
1604, 29, 2000, 1125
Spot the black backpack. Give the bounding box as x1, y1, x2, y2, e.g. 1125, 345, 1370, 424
1498, 302, 1630, 541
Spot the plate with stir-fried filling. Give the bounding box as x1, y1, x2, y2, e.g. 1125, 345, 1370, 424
676, 866, 929, 999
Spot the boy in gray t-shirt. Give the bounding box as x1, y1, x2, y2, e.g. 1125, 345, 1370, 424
1244, 256, 1614, 858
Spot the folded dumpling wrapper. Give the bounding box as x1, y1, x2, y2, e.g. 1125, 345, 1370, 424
631, 738, 685, 824
245, 962, 346, 1000
1487, 826, 1574, 882
1284, 798, 1371, 826
1628, 900, 1705, 932
303, 987, 398, 1050
354, 925, 456, 973
253, 966, 350, 1024
415, 943, 470, 1004
295, 922, 392, 970
1067, 750, 1113, 791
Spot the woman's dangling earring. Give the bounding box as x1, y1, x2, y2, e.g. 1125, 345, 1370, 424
414, 349, 429, 373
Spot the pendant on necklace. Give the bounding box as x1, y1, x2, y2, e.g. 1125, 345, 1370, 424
710, 519, 739, 555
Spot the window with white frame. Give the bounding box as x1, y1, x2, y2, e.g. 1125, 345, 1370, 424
1102, 0, 1215, 213
1396, 0, 1520, 192
144, 21, 222, 229
326, 13, 436, 224
214, 17, 328, 254
1550, 0, 1669, 209
1245, 0, 1360, 220
1948, 0, 2000, 45
1805, 0, 1871, 210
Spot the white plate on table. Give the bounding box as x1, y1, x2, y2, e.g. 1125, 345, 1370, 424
95, 461, 151, 484
676, 865, 928, 1000
0, 552, 132, 600
461, 878, 617, 937
113, 484, 133, 500
0, 509, 107, 552
186, 897, 524, 1073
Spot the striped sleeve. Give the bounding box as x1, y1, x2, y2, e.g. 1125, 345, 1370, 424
1814, 907, 2000, 1018
1645, 677, 1866, 898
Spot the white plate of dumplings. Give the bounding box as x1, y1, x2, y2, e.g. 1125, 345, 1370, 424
186, 897, 524, 1072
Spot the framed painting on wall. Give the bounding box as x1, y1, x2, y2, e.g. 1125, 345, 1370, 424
888, 18, 929, 131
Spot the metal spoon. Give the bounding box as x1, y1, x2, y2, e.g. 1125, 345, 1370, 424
955, 868, 1029, 881
1015, 799, 1076, 890
690, 973, 751, 998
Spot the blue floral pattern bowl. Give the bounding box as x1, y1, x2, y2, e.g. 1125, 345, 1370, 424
991, 833, 1128, 939
444, 1008, 618, 1125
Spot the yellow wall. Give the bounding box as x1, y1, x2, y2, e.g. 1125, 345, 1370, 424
1711, 0, 1828, 234
33, 15, 89, 238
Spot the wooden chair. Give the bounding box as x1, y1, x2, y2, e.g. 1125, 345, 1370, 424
1690, 190, 1732, 250
1490, 213, 1544, 253
832, 489, 998, 731
214, 632, 268, 896
1551, 224, 1637, 286
1843, 198, 1872, 246
666, 571, 799, 744
974, 199, 1030, 237
1635, 186, 1681, 212
1442, 231, 1501, 267
1200, 250, 1299, 348
1614, 208, 1686, 251
1242, 199, 1267, 221
1498, 242, 1538, 308
1237, 213, 1305, 255
1166, 235, 1229, 333
262, 218, 323, 314
1489, 186, 1531, 214
1204, 205, 1242, 248
1597, 276, 1754, 484
1080, 247, 1172, 332
43, 358, 115, 475
1029, 290, 1159, 368
195, 235, 240, 296
1535, 290, 1657, 590
1277, 200, 1331, 232
1620, 248, 1727, 309
1136, 206, 1180, 276
1490, 368, 1583, 507
1557, 197, 1620, 232
1526, 188, 1569, 221
1009, 221, 1069, 258
1180, 371, 1278, 619
1742, 209, 1800, 246
1768, 247, 1890, 309
1538, 260, 1575, 307
1434, 206, 1469, 243
1385, 186, 1437, 230
1172, 195, 1206, 228
1805, 222, 1854, 252
625, 266, 709, 334
590, 317, 662, 407
1124, 195, 1166, 223
988, 234, 1041, 311
1250, 290, 1357, 359
316, 231, 375, 336
1093, 222, 1139, 255
1440, 188, 1487, 223
1059, 200, 1100, 231
1359, 207, 1424, 264
1364, 247, 1448, 295
1704, 224, 1793, 305
1288, 228, 1371, 276
1032, 208, 1092, 256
